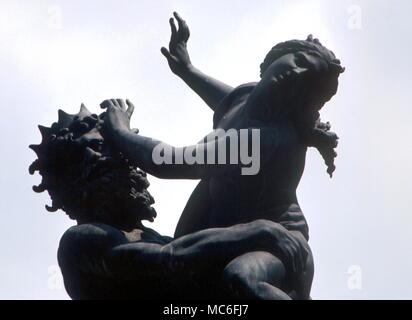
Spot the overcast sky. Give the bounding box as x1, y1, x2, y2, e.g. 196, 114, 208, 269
0, 0, 411, 299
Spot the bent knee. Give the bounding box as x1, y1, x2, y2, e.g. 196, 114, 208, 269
244, 219, 282, 243
247, 219, 279, 232
223, 252, 286, 288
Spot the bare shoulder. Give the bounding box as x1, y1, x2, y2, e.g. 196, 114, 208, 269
57, 224, 130, 298
58, 224, 128, 263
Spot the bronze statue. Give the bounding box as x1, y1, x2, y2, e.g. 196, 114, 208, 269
30, 12, 344, 300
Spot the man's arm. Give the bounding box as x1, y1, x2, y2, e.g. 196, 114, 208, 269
58, 221, 309, 294
161, 12, 233, 111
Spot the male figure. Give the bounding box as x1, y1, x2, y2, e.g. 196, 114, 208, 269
30, 105, 309, 300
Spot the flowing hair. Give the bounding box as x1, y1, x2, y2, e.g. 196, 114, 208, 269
261, 35, 344, 177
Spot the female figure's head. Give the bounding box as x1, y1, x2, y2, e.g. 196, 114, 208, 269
258, 35, 345, 128
257, 36, 344, 177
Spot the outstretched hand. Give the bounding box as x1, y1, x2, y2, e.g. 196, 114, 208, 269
100, 99, 135, 135
161, 12, 192, 76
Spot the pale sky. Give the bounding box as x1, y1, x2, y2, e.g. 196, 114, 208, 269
0, 0, 411, 299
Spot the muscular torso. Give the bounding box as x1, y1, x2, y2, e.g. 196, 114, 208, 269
175, 84, 309, 238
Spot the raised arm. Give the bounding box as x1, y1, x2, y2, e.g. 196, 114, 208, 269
161, 12, 233, 111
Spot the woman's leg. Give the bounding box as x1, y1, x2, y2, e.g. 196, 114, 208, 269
222, 251, 291, 300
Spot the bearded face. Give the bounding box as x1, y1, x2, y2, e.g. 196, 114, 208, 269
29, 105, 156, 231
